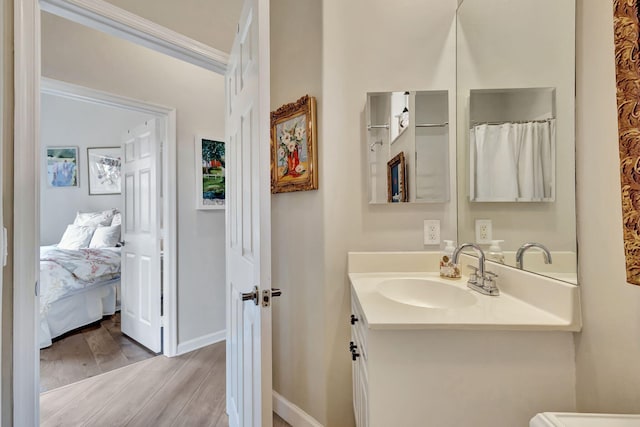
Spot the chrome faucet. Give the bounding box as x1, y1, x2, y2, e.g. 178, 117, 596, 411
452, 243, 500, 296
515, 242, 552, 270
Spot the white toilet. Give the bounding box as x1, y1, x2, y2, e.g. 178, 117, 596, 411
531, 412, 640, 426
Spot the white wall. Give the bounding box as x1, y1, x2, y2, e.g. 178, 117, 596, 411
270, 0, 326, 423
321, 0, 458, 424
40, 93, 153, 245
103, 0, 241, 53
41, 12, 227, 346
574, 0, 640, 413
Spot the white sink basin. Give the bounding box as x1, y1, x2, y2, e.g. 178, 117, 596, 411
377, 278, 477, 309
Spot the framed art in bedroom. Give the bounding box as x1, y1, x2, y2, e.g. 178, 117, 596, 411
195, 136, 225, 210
46, 146, 79, 188
87, 147, 123, 195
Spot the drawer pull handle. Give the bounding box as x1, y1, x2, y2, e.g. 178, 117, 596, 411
350, 314, 359, 325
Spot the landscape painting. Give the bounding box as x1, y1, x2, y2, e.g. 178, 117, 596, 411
196, 136, 225, 210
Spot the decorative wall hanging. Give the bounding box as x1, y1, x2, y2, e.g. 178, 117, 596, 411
46, 146, 79, 188
614, 0, 640, 285
195, 136, 225, 210
270, 95, 318, 193
87, 147, 122, 195
387, 152, 408, 203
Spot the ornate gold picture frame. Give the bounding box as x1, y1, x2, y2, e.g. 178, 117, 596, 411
270, 95, 318, 193
614, 0, 640, 284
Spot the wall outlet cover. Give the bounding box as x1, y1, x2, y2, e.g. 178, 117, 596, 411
424, 220, 441, 245
475, 219, 492, 244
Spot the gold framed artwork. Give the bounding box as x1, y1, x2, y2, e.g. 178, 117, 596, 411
387, 152, 407, 203
614, 0, 640, 285
270, 95, 318, 193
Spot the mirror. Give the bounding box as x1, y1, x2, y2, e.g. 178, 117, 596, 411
456, 0, 576, 282
367, 90, 450, 204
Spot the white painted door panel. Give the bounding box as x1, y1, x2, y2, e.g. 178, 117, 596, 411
121, 119, 162, 353
226, 0, 272, 425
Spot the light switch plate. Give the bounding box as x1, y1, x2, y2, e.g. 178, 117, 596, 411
424, 220, 441, 245
475, 219, 492, 244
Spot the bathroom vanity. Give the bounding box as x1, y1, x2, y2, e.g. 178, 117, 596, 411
348, 252, 581, 427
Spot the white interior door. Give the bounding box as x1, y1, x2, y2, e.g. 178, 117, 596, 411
121, 119, 162, 353
225, 0, 272, 425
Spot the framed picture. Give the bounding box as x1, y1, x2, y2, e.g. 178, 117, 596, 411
270, 95, 318, 193
46, 146, 79, 188
195, 136, 225, 210
387, 152, 407, 203
87, 147, 122, 195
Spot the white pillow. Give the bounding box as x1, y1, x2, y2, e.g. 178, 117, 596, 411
58, 224, 96, 250
74, 209, 116, 227
89, 225, 121, 248
111, 212, 122, 226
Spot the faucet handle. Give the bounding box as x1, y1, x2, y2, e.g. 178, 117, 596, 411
482, 270, 500, 295
466, 265, 479, 284
484, 270, 498, 279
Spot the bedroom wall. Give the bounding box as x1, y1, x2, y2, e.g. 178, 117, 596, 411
40, 12, 227, 347
40, 93, 153, 246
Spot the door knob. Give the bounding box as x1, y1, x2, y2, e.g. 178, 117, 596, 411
241, 286, 259, 306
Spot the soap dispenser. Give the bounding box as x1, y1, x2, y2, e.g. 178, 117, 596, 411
440, 240, 461, 279
487, 240, 505, 264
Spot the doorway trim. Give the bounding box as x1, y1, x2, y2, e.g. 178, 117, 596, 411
41, 75, 179, 355
14, 0, 226, 423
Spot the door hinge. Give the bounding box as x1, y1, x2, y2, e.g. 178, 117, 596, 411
160, 316, 166, 327
35, 281, 40, 297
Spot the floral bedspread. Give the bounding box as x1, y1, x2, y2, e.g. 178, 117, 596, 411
40, 246, 121, 313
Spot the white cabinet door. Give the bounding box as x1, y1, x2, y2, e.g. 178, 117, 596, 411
225, 0, 272, 425
121, 119, 162, 353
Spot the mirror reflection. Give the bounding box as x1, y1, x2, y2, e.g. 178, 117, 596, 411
367, 90, 450, 204
456, 0, 576, 282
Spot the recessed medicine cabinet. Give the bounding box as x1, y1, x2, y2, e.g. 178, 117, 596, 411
366, 90, 450, 204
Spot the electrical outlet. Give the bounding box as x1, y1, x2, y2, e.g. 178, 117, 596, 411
424, 220, 441, 245
475, 219, 492, 244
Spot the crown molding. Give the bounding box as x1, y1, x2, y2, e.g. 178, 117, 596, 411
40, 0, 229, 74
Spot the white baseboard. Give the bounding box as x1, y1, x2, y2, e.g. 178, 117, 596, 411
176, 330, 226, 355
273, 390, 324, 427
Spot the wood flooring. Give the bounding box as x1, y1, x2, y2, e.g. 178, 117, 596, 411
40, 313, 156, 392
40, 341, 291, 427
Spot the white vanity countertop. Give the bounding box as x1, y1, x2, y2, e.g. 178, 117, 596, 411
349, 272, 577, 331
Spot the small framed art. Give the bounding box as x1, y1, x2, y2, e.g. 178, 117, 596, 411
387, 152, 407, 203
270, 95, 318, 193
46, 146, 79, 188
87, 147, 122, 195
195, 136, 225, 210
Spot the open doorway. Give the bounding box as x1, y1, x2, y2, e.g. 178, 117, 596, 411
38, 89, 162, 392
12, 0, 275, 424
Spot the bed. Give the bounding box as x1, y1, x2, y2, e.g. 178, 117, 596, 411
39, 209, 122, 349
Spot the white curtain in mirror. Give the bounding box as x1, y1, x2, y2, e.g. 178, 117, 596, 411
470, 119, 555, 202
